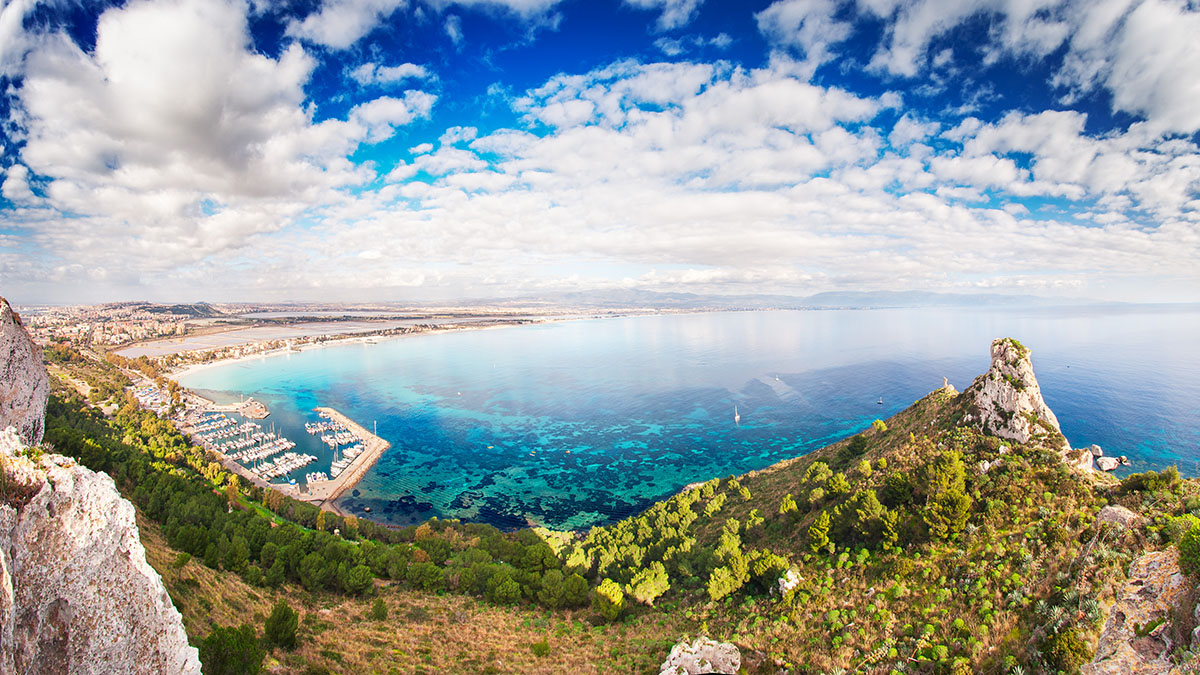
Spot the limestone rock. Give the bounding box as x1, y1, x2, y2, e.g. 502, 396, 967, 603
1098, 457, 1122, 472
962, 338, 1089, 470
1091, 444, 1104, 457
659, 638, 741, 675
0, 297, 49, 445
775, 569, 801, 595
1097, 505, 1141, 529
1, 429, 202, 674
1082, 549, 1191, 675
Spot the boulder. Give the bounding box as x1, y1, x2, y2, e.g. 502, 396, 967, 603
1091, 444, 1104, 457
962, 338, 1089, 471
0, 298, 49, 446
1082, 549, 1192, 675
1096, 505, 1140, 529
659, 638, 740, 675
1097, 457, 1122, 472
775, 569, 801, 595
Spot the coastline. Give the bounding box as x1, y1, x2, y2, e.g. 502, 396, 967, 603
297, 407, 391, 513
166, 320, 547, 383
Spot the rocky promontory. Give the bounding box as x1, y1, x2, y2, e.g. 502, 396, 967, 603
962, 337, 1094, 471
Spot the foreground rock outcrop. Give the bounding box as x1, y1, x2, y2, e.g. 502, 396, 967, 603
1083, 549, 1196, 675
0, 298, 200, 674
962, 337, 1093, 471
659, 637, 741, 675
0, 297, 49, 446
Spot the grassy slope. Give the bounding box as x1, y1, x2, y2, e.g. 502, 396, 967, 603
137, 515, 689, 674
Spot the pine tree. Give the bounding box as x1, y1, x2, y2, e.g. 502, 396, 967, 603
808, 511, 831, 553
264, 600, 299, 650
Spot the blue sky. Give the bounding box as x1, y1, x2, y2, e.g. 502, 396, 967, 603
0, 0, 1198, 303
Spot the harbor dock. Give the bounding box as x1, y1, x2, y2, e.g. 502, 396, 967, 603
299, 406, 390, 511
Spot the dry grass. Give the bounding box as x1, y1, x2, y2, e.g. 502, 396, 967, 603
138, 515, 691, 674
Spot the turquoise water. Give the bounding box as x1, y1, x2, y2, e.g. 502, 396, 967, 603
179, 306, 1200, 530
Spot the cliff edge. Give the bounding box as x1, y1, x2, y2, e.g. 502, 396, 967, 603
0, 298, 49, 446
961, 337, 1093, 471
0, 298, 200, 674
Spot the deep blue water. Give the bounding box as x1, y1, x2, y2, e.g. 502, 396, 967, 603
178, 306, 1200, 530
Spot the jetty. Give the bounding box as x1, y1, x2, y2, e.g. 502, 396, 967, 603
300, 406, 390, 512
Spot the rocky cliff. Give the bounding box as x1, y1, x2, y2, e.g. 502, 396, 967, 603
0, 298, 201, 673
0, 297, 49, 446
961, 337, 1093, 471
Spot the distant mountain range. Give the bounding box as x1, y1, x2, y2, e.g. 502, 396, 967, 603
475, 289, 1104, 310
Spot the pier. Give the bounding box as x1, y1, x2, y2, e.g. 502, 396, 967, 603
300, 406, 390, 512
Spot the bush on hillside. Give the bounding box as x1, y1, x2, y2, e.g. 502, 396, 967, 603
200, 624, 263, 675
593, 578, 625, 621
1178, 523, 1200, 578
264, 599, 299, 650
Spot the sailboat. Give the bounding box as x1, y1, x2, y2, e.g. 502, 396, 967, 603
877, 397, 883, 405
734, 406, 741, 424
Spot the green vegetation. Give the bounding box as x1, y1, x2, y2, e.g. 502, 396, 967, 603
198, 624, 263, 675
265, 600, 299, 650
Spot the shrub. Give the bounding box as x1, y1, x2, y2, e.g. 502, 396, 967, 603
531, 639, 550, 657
872, 419, 887, 433
264, 600, 299, 650
563, 573, 590, 608
779, 494, 798, 516
1042, 629, 1090, 671
593, 578, 625, 621
368, 597, 388, 621
486, 571, 522, 605
1178, 523, 1200, 577
1120, 467, 1181, 494
808, 511, 831, 553
406, 562, 445, 592
628, 562, 670, 606
200, 624, 263, 675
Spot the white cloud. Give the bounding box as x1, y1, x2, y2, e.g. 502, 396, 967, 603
287, 0, 407, 49
440, 126, 479, 145
1, 164, 36, 203
350, 61, 431, 85
444, 14, 463, 44
624, 0, 704, 30
289, 0, 563, 49
756, 0, 853, 66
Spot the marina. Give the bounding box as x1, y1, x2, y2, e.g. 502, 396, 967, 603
298, 406, 391, 512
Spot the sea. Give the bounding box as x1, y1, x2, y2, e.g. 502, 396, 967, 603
177, 305, 1200, 531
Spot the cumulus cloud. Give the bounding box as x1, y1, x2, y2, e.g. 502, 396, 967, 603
286, 0, 407, 49
9, 0, 434, 272
350, 61, 431, 85
624, 0, 705, 30
756, 0, 853, 66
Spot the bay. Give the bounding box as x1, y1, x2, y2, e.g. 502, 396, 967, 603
178, 306, 1200, 530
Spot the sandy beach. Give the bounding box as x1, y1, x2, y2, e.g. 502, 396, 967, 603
299, 407, 391, 511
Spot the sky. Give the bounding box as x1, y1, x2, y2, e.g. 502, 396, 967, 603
0, 0, 1198, 304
